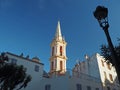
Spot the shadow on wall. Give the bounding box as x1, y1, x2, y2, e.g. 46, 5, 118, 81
103, 76, 120, 90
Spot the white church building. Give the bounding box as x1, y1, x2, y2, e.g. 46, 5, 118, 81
4, 21, 120, 90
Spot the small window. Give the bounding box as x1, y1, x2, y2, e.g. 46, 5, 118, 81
34, 65, 39, 72
101, 60, 104, 67
87, 86, 91, 90
107, 63, 111, 70
96, 88, 99, 90
107, 86, 110, 90
45, 84, 51, 90
76, 84, 82, 90
11, 58, 17, 64
109, 74, 113, 81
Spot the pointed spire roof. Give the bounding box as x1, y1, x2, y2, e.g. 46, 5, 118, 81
55, 21, 62, 38
51, 21, 67, 46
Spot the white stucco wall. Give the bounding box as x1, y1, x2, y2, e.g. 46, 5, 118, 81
39, 73, 102, 90
96, 53, 120, 90
86, 54, 100, 79
72, 53, 120, 90
5, 52, 44, 90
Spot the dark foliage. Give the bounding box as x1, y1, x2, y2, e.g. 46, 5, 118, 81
101, 45, 113, 64
100, 39, 120, 66
0, 53, 31, 90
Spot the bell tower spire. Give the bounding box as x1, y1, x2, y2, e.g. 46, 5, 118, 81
55, 21, 62, 40
55, 21, 61, 37
50, 21, 67, 75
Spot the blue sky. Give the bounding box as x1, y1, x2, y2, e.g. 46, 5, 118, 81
0, 0, 120, 72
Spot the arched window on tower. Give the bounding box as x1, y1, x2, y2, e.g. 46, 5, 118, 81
60, 46, 62, 56
51, 61, 54, 70
60, 61, 63, 71
52, 47, 54, 56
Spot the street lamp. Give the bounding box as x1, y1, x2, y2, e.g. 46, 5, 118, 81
93, 6, 120, 84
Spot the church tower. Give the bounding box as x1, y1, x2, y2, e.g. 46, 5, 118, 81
50, 21, 67, 75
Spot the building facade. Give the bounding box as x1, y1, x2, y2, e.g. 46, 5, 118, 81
5, 52, 44, 90
2, 21, 120, 90
73, 53, 120, 90
40, 73, 102, 90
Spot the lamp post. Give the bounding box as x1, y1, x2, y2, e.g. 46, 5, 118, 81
93, 6, 120, 84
